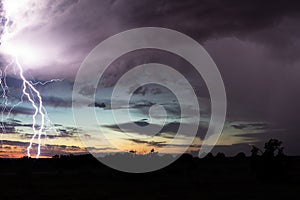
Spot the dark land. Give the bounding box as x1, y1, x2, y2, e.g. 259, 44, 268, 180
0, 150, 300, 200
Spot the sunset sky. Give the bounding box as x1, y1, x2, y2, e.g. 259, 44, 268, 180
0, 0, 300, 158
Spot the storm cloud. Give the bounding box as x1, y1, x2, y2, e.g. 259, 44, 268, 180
0, 0, 300, 155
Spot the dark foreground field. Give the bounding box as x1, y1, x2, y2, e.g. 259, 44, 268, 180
0, 154, 299, 200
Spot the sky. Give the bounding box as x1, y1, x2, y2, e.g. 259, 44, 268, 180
0, 0, 300, 158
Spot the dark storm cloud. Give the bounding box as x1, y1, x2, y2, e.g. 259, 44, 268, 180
0, 119, 45, 134
78, 85, 96, 98
1, 0, 300, 155
45, 0, 300, 156
231, 123, 269, 130
127, 138, 201, 149
127, 138, 167, 148
104, 121, 208, 139
0, 124, 16, 133
94, 102, 106, 108
0, 118, 81, 141
90, 98, 183, 119
0, 106, 35, 115
104, 121, 162, 137
56, 127, 77, 137
66, 0, 300, 139
82, 0, 300, 62
42, 126, 82, 139
4, 0, 299, 116
86, 146, 117, 152
10, 0, 298, 80
109, 0, 300, 40
20, 127, 77, 139
0, 140, 29, 147
0, 120, 32, 134
41, 96, 72, 107
50, 0, 80, 15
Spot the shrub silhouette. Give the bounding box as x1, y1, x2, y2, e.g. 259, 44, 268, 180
203, 152, 214, 161
251, 139, 287, 182
215, 152, 226, 160
251, 146, 262, 157
129, 150, 136, 154
234, 152, 246, 160
263, 139, 283, 158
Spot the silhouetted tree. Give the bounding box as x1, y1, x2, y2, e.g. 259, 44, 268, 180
278, 147, 285, 157
215, 152, 226, 160
203, 152, 214, 160
234, 152, 246, 160
251, 139, 287, 182
251, 146, 261, 157
129, 150, 136, 154
263, 139, 283, 158
52, 154, 59, 159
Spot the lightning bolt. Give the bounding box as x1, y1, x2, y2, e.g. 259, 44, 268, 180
0, 1, 57, 158
15, 57, 46, 158
0, 60, 11, 133
30, 79, 63, 86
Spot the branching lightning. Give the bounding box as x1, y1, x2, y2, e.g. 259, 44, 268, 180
0, 60, 11, 133
15, 57, 46, 158
30, 79, 63, 86
0, 1, 58, 158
